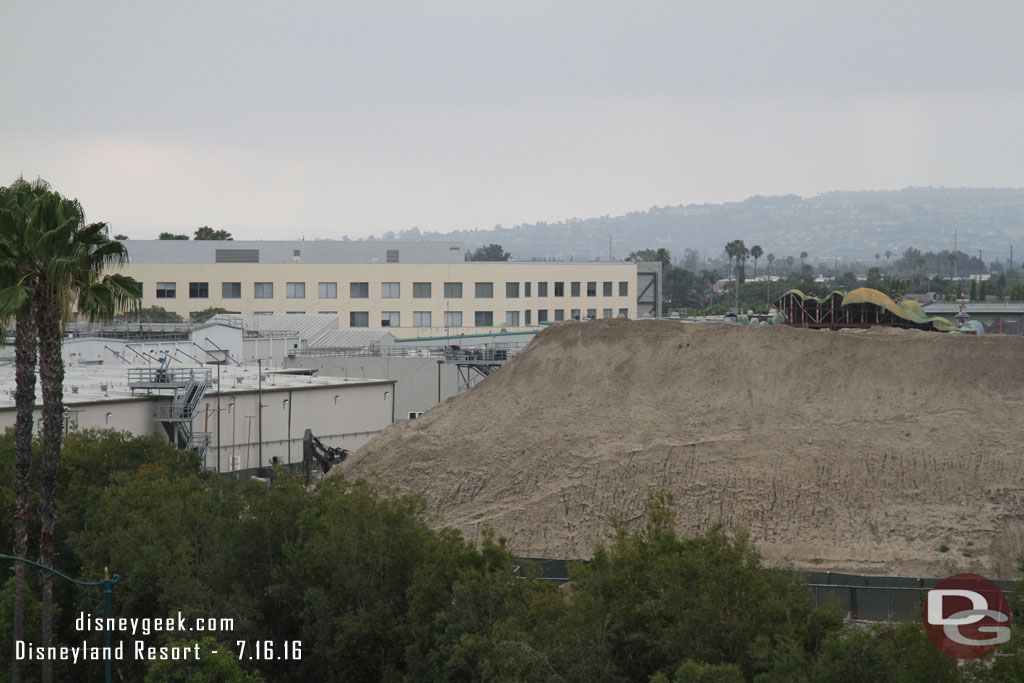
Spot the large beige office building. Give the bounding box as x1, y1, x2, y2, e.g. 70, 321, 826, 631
114, 240, 650, 335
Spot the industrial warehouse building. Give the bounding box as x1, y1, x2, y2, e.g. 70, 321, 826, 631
110, 240, 658, 332
0, 362, 395, 477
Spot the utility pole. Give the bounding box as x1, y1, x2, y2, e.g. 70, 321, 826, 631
216, 362, 220, 474
953, 228, 958, 280
257, 359, 263, 471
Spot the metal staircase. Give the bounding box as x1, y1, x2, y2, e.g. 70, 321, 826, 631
128, 357, 213, 461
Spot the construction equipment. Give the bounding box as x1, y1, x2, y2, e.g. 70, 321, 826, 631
303, 428, 350, 483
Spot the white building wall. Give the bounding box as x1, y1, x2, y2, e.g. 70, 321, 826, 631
112, 261, 638, 333
0, 399, 158, 438
0, 379, 393, 475
200, 380, 394, 473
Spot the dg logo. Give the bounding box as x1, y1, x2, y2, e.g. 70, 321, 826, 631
924, 573, 1011, 659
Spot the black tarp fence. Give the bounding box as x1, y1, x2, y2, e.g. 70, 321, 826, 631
515, 559, 1017, 623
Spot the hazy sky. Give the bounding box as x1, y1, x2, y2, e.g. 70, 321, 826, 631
2, 1, 1022, 239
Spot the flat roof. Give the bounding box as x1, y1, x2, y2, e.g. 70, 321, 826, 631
122, 240, 465, 265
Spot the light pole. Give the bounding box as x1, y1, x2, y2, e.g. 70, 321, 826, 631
0, 555, 119, 683
257, 359, 263, 472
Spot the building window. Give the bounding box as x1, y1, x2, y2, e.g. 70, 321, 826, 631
571, 308, 580, 320
413, 311, 431, 327
318, 282, 337, 299
444, 311, 462, 327
156, 282, 176, 299
619, 281, 629, 296
386, 249, 399, 263
413, 282, 431, 298
254, 282, 273, 299
571, 282, 581, 297
444, 282, 462, 298
554, 282, 564, 297
525, 282, 532, 297
603, 281, 613, 296
587, 308, 597, 319
538, 309, 548, 323
538, 282, 548, 297
381, 311, 400, 327
475, 311, 493, 327
189, 282, 208, 299
222, 282, 241, 299
286, 311, 303, 314
506, 311, 519, 327
587, 282, 597, 297
350, 311, 369, 327
255, 311, 272, 316
286, 282, 305, 299
525, 310, 532, 325
382, 282, 400, 298
475, 282, 493, 298
603, 308, 613, 318
506, 282, 519, 298
619, 308, 629, 318
350, 282, 369, 298
554, 309, 565, 321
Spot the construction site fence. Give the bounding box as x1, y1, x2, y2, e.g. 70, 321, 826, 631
513, 560, 1017, 623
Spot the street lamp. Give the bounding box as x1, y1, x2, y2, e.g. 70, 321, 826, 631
0, 554, 119, 683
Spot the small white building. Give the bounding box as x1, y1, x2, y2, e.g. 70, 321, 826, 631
0, 363, 395, 477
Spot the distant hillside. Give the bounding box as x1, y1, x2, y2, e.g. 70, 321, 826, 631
376, 187, 1024, 264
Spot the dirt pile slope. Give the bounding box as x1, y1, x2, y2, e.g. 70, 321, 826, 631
343, 319, 1024, 577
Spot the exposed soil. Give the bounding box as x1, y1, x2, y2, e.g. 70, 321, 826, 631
342, 319, 1024, 578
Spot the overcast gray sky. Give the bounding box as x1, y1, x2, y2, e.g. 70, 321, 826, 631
2, 1, 1022, 239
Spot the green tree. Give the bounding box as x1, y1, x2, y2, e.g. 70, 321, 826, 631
158, 232, 189, 240
145, 638, 262, 682
800, 250, 808, 268
189, 307, 234, 324
193, 226, 233, 240
467, 244, 511, 261
113, 233, 128, 240
119, 305, 184, 323
750, 244, 764, 280
3, 187, 140, 681
0, 177, 47, 683
499, 493, 842, 682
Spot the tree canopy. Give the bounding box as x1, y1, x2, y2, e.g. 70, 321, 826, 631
467, 244, 511, 261
193, 226, 233, 240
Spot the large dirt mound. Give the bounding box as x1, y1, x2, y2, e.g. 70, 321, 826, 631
343, 319, 1024, 577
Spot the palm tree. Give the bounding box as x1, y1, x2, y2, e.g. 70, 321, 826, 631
750, 245, 764, 281
800, 251, 808, 268
737, 242, 750, 284
885, 250, 892, 280
0, 178, 47, 683
0, 185, 140, 681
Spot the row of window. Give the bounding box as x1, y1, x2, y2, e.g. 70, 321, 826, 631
345, 308, 630, 328
151, 280, 631, 300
